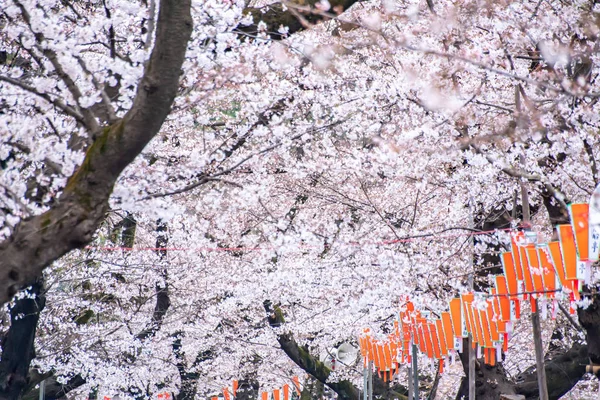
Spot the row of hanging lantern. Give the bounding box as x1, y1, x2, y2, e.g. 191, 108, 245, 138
209, 377, 302, 400
100, 377, 303, 400
358, 192, 600, 377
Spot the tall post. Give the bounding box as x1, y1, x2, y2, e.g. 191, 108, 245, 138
531, 299, 549, 400
407, 364, 413, 400
466, 202, 476, 400
468, 276, 476, 400
468, 334, 476, 400
412, 343, 419, 399
363, 364, 368, 400
38, 380, 45, 400
520, 166, 549, 400
368, 360, 373, 400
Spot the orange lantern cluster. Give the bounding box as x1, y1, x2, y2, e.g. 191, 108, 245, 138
359, 290, 519, 371
358, 327, 402, 381
358, 201, 599, 372
502, 203, 594, 314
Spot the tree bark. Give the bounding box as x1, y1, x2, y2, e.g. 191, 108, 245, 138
0, 279, 45, 400
454, 339, 518, 400
515, 342, 587, 400
136, 220, 170, 341
0, 0, 193, 307
578, 293, 600, 367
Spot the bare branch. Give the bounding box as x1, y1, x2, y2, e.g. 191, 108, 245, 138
75, 56, 119, 124
558, 302, 583, 332
13, 0, 101, 138
7, 141, 63, 176
470, 144, 569, 210
0, 75, 85, 123
583, 138, 599, 186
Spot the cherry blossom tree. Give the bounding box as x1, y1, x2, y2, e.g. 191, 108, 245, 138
2, 0, 600, 399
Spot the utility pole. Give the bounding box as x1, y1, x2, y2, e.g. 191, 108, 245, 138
468, 198, 476, 400
408, 363, 413, 400
520, 162, 549, 400
38, 380, 45, 400
368, 360, 373, 400
363, 363, 368, 400
468, 275, 476, 400
412, 344, 419, 399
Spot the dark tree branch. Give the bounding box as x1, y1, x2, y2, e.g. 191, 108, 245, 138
0, 279, 46, 400
75, 55, 119, 124
263, 300, 408, 400
515, 342, 587, 400
583, 139, 599, 186
172, 333, 212, 400
0, 75, 85, 123
237, 0, 361, 40
136, 220, 170, 341
13, 0, 101, 138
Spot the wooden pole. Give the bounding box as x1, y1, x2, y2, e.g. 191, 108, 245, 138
38, 380, 45, 400
520, 169, 549, 400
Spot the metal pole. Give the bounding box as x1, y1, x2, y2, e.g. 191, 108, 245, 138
368, 360, 373, 400
363, 363, 368, 400
532, 299, 549, 400
408, 364, 413, 400
468, 334, 476, 400
520, 166, 549, 400
412, 343, 419, 399
39, 379, 45, 400
467, 271, 475, 400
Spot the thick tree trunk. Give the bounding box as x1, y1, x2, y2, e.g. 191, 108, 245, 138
515, 342, 587, 400
454, 339, 518, 400
578, 294, 600, 365
0, 279, 45, 400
